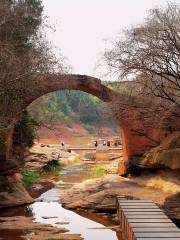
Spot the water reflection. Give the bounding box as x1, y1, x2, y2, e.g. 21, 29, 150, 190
0, 165, 119, 240
30, 180, 118, 240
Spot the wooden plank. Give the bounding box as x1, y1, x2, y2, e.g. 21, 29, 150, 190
132, 227, 180, 233
128, 219, 172, 223
136, 232, 180, 237
136, 238, 180, 240
119, 200, 154, 203
117, 198, 180, 240
119, 202, 156, 205
119, 201, 155, 204
123, 209, 162, 212
117, 200, 154, 203
124, 211, 164, 215
119, 203, 156, 206
121, 206, 159, 209
129, 222, 176, 227
124, 214, 168, 219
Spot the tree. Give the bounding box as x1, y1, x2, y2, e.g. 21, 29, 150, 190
0, 0, 64, 118
0, 0, 65, 156
104, 2, 180, 110
13, 110, 38, 149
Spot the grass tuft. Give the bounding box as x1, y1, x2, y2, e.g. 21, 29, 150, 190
43, 160, 64, 174
92, 166, 106, 177
20, 168, 40, 188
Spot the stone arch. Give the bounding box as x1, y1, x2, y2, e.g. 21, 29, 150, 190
23, 74, 115, 109
1, 74, 163, 176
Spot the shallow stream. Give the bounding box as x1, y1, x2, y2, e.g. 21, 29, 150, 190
0, 165, 119, 240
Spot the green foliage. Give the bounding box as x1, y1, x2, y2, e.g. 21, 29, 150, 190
0, 0, 59, 118
0, 0, 43, 44
13, 111, 39, 148
84, 124, 94, 132
43, 160, 64, 174
92, 166, 106, 177
20, 168, 40, 188
28, 90, 118, 130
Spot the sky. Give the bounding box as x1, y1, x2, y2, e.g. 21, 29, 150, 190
42, 0, 179, 79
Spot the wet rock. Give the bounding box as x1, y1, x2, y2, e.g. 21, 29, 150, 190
0, 216, 83, 240
0, 216, 67, 232
55, 221, 69, 225
28, 180, 55, 198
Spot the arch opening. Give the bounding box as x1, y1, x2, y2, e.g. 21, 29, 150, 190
24, 89, 121, 161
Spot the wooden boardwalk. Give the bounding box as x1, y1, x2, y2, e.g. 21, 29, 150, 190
117, 196, 180, 240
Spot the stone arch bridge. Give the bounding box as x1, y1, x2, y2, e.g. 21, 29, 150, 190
0, 74, 163, 208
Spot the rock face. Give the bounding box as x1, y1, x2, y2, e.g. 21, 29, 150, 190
25, 144, 80, 170
0, 173, 33, 208
60, 174, 179, 217
60, 174, 180, 219
27, 179, 55, 198
129, 132, 180, 172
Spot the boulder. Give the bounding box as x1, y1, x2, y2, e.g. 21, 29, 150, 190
0, 173, 33, 208
27, 179, 55, 198
60, 174, 180, 219
129, 132, 180, 172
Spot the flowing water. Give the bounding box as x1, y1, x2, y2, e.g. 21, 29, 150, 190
0, 165, 120, 240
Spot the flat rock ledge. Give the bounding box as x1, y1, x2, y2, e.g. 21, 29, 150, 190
0, 216, 83, 240
60, 174, 180, 219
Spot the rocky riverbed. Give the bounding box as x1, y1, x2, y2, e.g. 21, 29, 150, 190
23, 143, 180, 221
60, 174, 180, 220
0, 164, 120, 240
0, 142, 180, 240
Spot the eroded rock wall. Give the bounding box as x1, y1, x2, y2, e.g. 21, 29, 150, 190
138, 132, 180, 171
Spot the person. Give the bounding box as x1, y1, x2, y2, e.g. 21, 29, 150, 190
103, 140, 106, 146
107, 140, 110, 147
61, 141, 65, 147
94, 140, 98, 147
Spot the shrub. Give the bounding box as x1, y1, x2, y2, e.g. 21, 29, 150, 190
13, 111, 39, 149
92, 166, 106, 177
21, 168, 40, 188
43, 160, 64, 174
